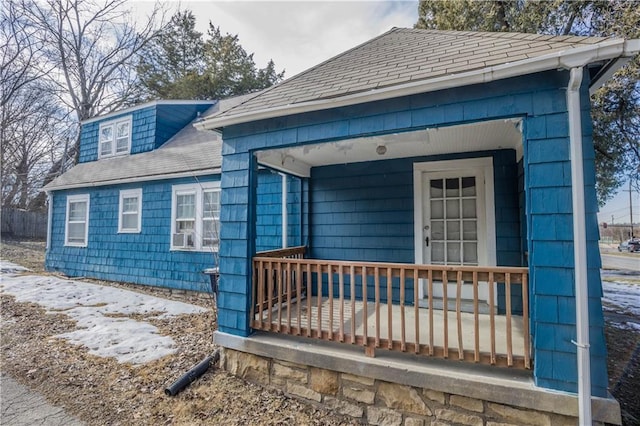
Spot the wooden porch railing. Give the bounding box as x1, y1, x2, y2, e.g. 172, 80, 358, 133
252, 247, 530, 369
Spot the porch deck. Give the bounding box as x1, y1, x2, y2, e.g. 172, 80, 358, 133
254, 295, 526, 358
252, 247, 531, 369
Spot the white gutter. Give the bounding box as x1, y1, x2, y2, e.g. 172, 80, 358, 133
46, 191, 53, 251
281, 173, 288, 248
567, 67, 591, 425
42, 168, 222, 192
195, 39, 637, 131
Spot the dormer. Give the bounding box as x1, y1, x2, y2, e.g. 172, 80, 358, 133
78, 101, 216, 163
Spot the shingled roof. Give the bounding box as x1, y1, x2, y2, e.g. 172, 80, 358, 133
197, 28, 639, 130
44, 95, 254, 191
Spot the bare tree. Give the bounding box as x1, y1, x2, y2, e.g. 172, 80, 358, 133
21, 0, 168, 185
1, 1, 65, 209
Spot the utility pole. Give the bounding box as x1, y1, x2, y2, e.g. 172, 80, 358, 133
625, 180, 634, 239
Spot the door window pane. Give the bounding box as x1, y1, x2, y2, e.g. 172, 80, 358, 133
432, 242, 445, 263
447, 243, 461, 264
430, 179, 443, 198
431, 221, 444, 240
446, 221, 460, 240
445, 178, 459, 197
463, 242, 478, 264
463, 220, 477, 240
461, 177, 476, 196
446, 199, 460, 219
462, 199, 476, 218
431, 200, 444, 219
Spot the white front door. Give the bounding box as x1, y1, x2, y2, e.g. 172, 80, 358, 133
414, 158, 496, 303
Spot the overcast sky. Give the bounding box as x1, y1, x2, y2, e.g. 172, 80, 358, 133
134, 1, 418, 78
132, 1, 637, 225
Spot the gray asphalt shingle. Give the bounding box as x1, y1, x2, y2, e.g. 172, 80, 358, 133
205, 28, 611, 121
44, 95, 255, 191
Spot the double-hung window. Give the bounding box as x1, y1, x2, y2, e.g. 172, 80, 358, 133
171, 182, 221, 251
65, 194, 89, 246
118, 189, 142, 233
99, 116, 131, 158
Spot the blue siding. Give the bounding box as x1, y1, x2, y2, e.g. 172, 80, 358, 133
45, 171, 290, 293
217, 69, 608, 397
255, 170, 302, 252
46, 176, 220, 292
78, 103, 214, 162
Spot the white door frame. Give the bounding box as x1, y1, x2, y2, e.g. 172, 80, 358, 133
413, 157, 497, 300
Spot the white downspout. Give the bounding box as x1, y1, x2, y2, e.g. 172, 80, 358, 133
281, 173, 288, 248
46, 191, 53, 251
567, 66, 591, 425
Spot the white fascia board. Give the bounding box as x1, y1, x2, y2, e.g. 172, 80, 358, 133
82, 100, 217, 125
256, 153, 312, 178
197, 38, 640, 132
42, 168, 221, 192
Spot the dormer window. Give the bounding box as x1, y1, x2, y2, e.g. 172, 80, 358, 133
99, 116, 131, 158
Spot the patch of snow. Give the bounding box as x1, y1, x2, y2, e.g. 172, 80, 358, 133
609, 321, 640, 332
602, 280, 640, 318
0, 260, 30, 275
0, 271, 207, 365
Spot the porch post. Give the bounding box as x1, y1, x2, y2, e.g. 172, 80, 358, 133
217, 151, 258, 337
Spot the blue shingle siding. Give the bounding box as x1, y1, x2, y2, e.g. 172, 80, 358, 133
78, 103, 214, 162
524, 74, 607, 397
46, 177, 220, 292
255, 170, 302, 252
46, 170, 289, 294
218, 69, 608, 396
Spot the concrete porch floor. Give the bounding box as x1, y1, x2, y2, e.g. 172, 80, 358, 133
255, 296, 526, 358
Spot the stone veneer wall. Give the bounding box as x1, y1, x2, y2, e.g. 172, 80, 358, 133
222, 349, 582, 426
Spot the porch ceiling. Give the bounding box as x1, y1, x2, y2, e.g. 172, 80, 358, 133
256, 118, 522, 177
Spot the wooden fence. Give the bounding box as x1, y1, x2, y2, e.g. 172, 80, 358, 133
1, 207, 47, 239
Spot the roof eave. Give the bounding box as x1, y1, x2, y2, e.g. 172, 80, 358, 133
42, 167, 221, 192
196, 38, 638, 132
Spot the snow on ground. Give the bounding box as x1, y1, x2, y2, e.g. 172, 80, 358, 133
0, 260, 30, 275
602, 280, 640, 318
0, 261, 207, 365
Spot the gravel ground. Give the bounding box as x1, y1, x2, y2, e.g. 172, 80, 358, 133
0, 238, 355, 425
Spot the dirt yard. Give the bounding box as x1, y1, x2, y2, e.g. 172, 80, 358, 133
0, 237, 354, 425
1, 237, 639, 425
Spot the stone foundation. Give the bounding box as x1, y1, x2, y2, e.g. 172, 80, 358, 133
215, 332, 621, 425
222, 348, 583, 426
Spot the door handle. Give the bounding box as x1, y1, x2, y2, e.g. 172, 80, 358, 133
425, 236, 429, 247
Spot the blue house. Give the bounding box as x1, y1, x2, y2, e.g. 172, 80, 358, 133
195, 29, 639, 424
44, 97, 303, 293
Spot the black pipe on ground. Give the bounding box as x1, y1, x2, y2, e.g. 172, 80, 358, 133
164, 350, 220, 396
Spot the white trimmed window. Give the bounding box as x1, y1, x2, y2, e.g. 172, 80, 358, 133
99, 116, 132, 158
65, 194, 89, 246
118, 189, 142, 233
171, 182, 221, 251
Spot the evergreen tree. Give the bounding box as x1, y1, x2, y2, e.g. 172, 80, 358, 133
416, 0, 640, 204
137, 11, 284, 101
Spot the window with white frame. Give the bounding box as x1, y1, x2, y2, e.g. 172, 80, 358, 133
171, 182, 221, 250
99, 116, 131, 158
118, 189, 142, 233
65, 194, 89, 246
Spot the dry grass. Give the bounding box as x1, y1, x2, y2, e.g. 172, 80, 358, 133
0, 239, 355, 425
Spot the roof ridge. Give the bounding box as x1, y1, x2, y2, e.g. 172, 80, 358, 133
401, 27, 609, 43
212, 27, 402, 121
